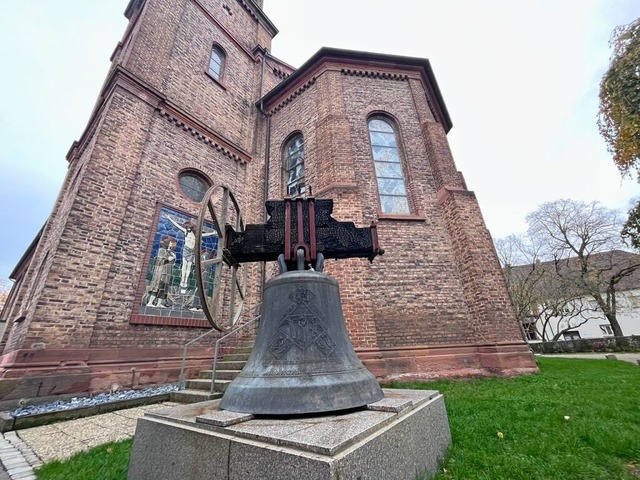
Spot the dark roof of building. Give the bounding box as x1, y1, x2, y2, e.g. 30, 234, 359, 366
506, 249, 640, 293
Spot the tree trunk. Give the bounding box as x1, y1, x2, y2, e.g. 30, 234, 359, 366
591, 290, 625, 337
605, 312, 625, 337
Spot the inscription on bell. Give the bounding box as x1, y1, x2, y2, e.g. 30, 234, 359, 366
268, 285, 337, 358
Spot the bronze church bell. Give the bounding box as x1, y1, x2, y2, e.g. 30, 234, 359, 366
220, 268, 383, 415
197, 192, 384, 415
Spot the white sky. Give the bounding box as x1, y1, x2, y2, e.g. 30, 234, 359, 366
0, 1, 639, 279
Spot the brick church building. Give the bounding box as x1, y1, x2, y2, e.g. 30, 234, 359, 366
0, 0, 536, 402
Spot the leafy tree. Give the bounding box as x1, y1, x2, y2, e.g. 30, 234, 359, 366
621, 198, 640, 248
598, 17, 640, 175
599, 18, 640, 247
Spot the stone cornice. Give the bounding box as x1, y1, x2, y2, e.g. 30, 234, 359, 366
67, 66, 250, 165
271, 65, 290, 80
314, 183, 359, 197
157, 103, 251, 164
264, 65, 412, 117
340, 69, 408, 81
436, 186, 474, 205
235, 0, 278, 37
266, 77, 317, 115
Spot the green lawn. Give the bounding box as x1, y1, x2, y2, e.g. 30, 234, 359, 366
36, 439, 132, 480
402, 357, 640, 480
36, 357, 640, 480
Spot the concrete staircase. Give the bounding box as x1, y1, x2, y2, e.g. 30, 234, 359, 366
170, 343, 253, 404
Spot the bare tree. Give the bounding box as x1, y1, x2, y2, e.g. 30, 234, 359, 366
497, 235, 599, 341
535, 290, 600, 342
526, 199, 640, 337
0, 278, 10, 312
497, 234, 544, 329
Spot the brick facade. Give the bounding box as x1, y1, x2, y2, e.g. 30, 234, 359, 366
0, 0, 535, 403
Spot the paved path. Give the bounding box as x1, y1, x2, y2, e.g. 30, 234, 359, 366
538, 352, 640, 364
0, 402, 178, 480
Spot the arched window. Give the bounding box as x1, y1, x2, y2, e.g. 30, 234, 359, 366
284, 134, 305, 197
208, 45, 225, 81
368, 117, 410, 214
178, 170, 210, 202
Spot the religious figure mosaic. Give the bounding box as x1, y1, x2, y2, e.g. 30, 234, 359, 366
140, 206, 218, 319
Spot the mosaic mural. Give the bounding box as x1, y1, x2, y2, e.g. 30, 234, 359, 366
140, 206, 218, 319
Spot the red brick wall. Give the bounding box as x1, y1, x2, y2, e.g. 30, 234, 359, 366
265, 63, 522, 350
2, 0, 270, 355
2, 99, 114, 352
86, 92, 251, 349
118, 0, 274, 154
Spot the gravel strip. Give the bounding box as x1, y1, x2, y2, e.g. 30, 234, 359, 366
10, 384, 179, 417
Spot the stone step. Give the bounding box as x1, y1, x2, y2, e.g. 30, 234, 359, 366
214, 361, 247, 371
169, 389, 222, 404
221, 353, 250, 362
186, 378, 231, 393
231, 346, 253, 354
199, 369, 242, 381
171, 336, 254, 404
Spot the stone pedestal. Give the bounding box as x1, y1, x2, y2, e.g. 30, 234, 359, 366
127, 389, 451, 480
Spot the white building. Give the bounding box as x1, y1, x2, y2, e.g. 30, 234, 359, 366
508, 250, 640, 342
533, 290, 640, 342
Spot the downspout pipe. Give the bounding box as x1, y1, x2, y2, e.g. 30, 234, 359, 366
257, 47, 271, 299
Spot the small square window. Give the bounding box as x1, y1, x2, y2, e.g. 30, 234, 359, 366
599, 324, 613, 336
563, 331, 581, 341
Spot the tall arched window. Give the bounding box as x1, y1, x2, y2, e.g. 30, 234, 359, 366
208, 45, 225, 81
368, 117, 410, 214
284, 134, 305, 197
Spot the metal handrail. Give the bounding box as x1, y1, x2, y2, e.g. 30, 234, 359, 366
210, 308, 261, 394
177, 303, 262, 391
178, 326, 223, 390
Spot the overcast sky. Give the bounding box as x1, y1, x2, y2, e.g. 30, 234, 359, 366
0, 1, 639, 279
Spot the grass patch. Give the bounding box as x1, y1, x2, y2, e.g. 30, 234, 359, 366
36, 439, 132, 480
34, 358, 639, 480
391, 357, 640, 480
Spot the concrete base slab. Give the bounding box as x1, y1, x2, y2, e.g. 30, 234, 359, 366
127, 389, 451, 480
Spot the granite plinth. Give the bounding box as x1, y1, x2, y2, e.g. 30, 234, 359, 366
127, 389, 451, 480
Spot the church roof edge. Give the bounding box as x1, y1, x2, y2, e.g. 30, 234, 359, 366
259, 47, 453, 132
124, 0, 278, 37
240, 0, 278, 37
